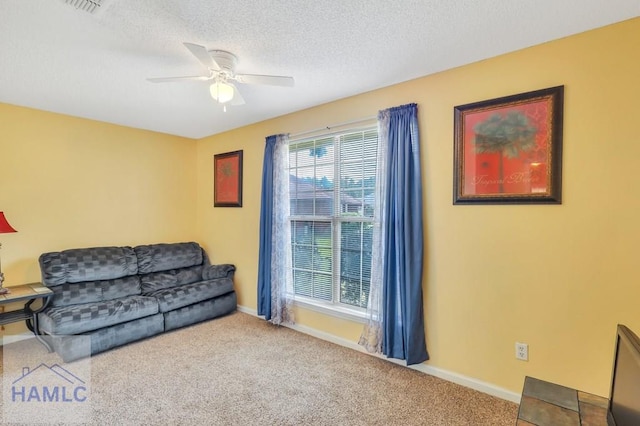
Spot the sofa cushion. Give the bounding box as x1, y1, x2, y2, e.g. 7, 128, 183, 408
140, 271, 177, 293
135, 242, 203, 274
175, 265, 204, 286
39, 295, 159, 335
49, 281, 103, 307
102, 276, 143, 301
40, 246, 138, 285
202, 264, 235, 280
49, 276, 142, 308
145, 278, 234, 313
139, 265, 204, 293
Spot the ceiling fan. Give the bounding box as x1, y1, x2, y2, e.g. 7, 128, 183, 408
147, 43, 294, 110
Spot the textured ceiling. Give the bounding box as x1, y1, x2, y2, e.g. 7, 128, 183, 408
0, 1, 638, 139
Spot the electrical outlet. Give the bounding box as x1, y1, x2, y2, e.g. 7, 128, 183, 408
516, 342, 528, 361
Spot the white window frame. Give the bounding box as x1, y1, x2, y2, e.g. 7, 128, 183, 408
288, 125, 378, 322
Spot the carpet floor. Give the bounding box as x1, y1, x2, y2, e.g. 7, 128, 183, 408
1, 312, 518, 425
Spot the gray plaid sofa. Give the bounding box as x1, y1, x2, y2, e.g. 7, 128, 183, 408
37, 242, 236, 361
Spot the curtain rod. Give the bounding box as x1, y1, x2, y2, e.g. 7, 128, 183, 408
289, 115, 377, 139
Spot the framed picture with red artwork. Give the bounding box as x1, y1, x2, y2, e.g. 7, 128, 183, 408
214, 150, 243, 207
453, 86, 564, 204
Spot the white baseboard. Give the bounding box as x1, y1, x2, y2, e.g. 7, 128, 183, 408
237, 304, 521, 404
1, 332, 34, 346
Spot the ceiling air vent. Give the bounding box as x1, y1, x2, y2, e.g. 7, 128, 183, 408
62, 0, 104, 14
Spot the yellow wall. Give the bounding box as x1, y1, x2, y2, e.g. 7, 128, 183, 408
196, 18, 640, 396
0, 104, 197, 334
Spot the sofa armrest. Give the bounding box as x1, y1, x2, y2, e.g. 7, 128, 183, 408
203, 264, 236, 280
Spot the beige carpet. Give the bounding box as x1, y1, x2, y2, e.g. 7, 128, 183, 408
1, 312, 517, 425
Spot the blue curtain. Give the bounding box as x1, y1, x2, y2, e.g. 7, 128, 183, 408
257, 134, 294, 324
257, 135, 276, 320
380, 103, 429, 365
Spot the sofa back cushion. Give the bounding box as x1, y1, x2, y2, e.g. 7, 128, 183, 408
48, 281, 103, 307
49, 276, 143, 307
140, 266, 204, 293
39, 242, 207, 307
134, 242, 204, 274
40, 246, 138, 286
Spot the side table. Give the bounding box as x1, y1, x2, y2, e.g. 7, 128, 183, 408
0, 282, 53, 352
517, 376, 608, 425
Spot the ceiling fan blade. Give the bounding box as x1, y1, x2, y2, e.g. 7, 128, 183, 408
230, 84, 245, 106
147, 75, 211, 83
183, 42, 220, 71
234, 73, 294, 87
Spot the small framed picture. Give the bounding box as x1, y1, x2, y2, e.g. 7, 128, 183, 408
453, 86, 564, 204
214, 150, 243, 207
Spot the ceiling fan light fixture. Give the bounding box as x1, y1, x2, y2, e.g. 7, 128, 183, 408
210, 82, 234, 104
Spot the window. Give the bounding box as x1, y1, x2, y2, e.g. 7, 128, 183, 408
288, 127, 378, 314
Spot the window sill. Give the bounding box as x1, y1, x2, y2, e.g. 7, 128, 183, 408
293, 297, 367, 324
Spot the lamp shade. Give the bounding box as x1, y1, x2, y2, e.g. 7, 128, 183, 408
0, 212, 17, 234
209, 81, 234, 104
